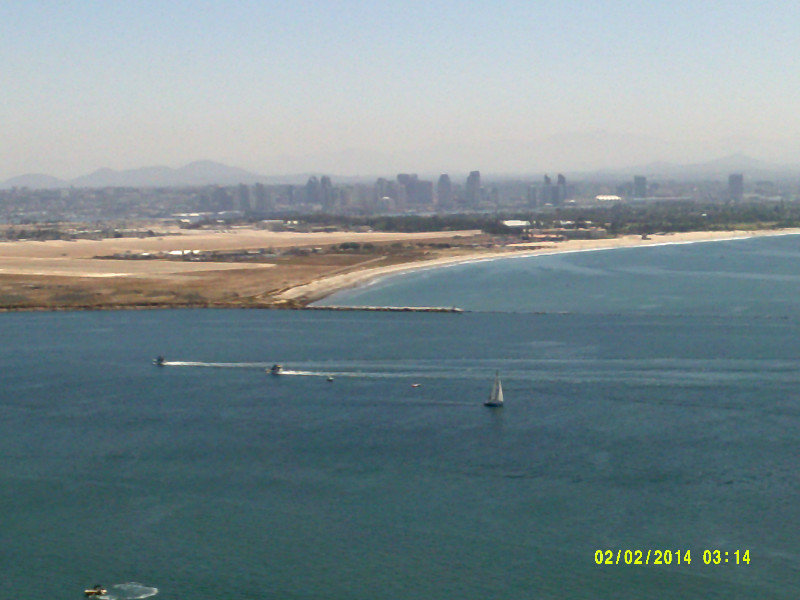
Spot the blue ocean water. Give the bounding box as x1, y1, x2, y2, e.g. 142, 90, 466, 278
321, 234, 800, 316
3, 235, 800, 599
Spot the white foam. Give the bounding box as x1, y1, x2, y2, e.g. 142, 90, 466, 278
107, 583, 158, 600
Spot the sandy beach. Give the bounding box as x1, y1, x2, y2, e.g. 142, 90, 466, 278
1, 227, 798, 310
277, 228, 800, 304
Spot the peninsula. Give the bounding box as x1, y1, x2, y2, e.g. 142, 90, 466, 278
1, 224, 796, 311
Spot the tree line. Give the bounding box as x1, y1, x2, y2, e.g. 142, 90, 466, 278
294, 200, 800, 235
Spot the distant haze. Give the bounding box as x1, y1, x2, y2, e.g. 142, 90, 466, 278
4, 153, 798, 190
2, 2, 799, 179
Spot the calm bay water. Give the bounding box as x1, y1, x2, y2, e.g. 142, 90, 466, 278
322, 234, 800, 317
3, 235, 800, 599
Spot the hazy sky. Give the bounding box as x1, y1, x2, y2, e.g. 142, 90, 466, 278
3, 1, 799, 178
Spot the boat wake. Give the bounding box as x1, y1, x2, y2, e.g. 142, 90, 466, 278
160, 361, 436, 379
157, 357, 800, 387
278, 369, 411, 378
158, 360, 514, 382
162, 361, 266, 368
101, 583, 158, 600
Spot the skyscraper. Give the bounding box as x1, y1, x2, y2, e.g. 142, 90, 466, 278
236, 183, 251, 212
211, 186, 233, 211
416, 180, 434, 206
436, 174, 453, 209
397, 173, 419, 206
253, 183, 269, 212
556, 174, 567, 205
305, 176, 321, 205
465, 171, 481, 207
320, 175, 334, 210
542, 174, 553, 205
728, 174, 744, 201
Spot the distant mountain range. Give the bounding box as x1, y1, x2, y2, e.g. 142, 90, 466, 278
3, 155, 800, 190
0, 161, 313, 190
610, 153, 800, 180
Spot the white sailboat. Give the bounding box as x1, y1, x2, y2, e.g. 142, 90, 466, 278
484, 371, 504, 407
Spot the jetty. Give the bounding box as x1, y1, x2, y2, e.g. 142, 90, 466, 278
305, 305, 464, 313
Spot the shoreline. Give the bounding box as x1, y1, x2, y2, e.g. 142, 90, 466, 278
277, 228, 800, 305
2, 228, 799, 312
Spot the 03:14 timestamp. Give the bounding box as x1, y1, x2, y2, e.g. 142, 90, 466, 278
594, 549, 751, 565
704, 549, 750, 565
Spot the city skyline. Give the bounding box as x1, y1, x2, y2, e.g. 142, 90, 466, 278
3, 1, 800, 179
2, 152, 792, 191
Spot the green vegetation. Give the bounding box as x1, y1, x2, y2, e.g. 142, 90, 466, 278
299, 213, 499, 233
0, 227, 74, 241
571, 200, 800, 235
297, 200, 800, 236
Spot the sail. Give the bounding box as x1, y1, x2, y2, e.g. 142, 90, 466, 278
494, 377, 503, 404
488, 372, 504, 405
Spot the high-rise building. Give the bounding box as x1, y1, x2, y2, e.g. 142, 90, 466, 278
320, 175, 334, 210
305, 176, 321, 205
633, 175, 647, 199
556, 174, 567, 205
394, 174, 433, 207
397, 173, 419, 206
253, 183, 269, 212
728, 173, 744, 201
465, 171, 481, 207
436, 174, 453, 209
542, 174, 553, 205
211, 186, 233, 211
416, 180, 434, 206
236, 184, 251, 212
375, 177, 392, 200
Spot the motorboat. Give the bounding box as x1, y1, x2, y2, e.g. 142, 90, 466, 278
84, 585, 107, 597
153, 355, 165, 367
268, 364, 283, 376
